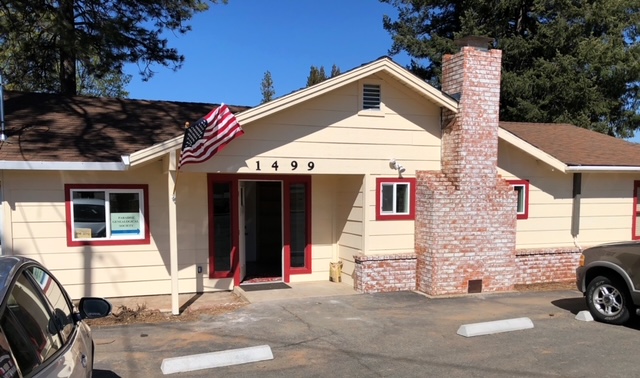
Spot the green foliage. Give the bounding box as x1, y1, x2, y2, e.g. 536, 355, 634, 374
330, 64, 341, 77
0, 0, 226, 96
381, 0, 640, 137
306, 66, 327, 87
306, 64, 341, 87
260, 70, 275, 104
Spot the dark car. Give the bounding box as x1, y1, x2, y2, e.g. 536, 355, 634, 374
576, 241, 640, 325
0, 256, 111, 377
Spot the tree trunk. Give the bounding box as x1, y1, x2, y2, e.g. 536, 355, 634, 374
59, 0, 76, 95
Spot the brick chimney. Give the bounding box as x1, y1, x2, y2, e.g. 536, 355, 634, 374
414, 36, 517, 296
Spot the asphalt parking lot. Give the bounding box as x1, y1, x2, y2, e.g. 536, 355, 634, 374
92, 289, 640, 377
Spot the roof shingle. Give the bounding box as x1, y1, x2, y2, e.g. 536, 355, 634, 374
500, 122, 640, 167
0, 91, 248, 163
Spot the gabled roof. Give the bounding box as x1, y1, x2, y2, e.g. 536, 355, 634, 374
499, 122, 640, 172
129, 57, 460, 166
0, 57, 458, 169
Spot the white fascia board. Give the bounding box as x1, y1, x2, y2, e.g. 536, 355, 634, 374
0, 161, 128, 171
565, 166, 640, 173
239, 58, 458, 124
498, 128, 568, 173
127, 137, 183, 167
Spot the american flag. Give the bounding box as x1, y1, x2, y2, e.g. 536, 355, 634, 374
179, 104, 244, 168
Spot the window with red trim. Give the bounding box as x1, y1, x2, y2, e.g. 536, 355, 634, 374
65, 184, 150, 246
507, 180, 529, 220
376, 178, 416, 221
633, 181, 640, 240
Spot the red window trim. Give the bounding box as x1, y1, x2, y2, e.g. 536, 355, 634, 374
207, 174, 313, 282
507, 179, 529, 220
65, 184, 150, 247
375, 177, 416, 221
633, 181, 640, 240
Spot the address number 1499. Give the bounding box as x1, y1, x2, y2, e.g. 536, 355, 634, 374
255, 160, 315, 171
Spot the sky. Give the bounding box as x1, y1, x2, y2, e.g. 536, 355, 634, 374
123, 0, 410, 108
122, 1, 640, 143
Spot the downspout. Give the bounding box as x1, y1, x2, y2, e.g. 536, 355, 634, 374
571, 173, 582, 251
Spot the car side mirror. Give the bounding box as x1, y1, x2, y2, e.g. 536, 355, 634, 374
78, 297, 112, 319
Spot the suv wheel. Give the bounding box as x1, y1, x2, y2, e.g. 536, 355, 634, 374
586, 275, 630, 325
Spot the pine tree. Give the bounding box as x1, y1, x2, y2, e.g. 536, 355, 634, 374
0, 0, 226, 96
260, 71, 275, 104
381, 0, 640, 137
330, 64, 341, 78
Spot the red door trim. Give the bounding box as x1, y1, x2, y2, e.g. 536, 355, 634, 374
207, 174, 312, 286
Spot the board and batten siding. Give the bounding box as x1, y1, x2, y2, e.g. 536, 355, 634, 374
498, 140, 639, 249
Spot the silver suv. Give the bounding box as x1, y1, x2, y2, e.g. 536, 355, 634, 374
0, 256, 111, 377
576, 241, 640, 325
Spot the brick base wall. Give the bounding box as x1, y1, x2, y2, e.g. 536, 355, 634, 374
353, 254, 417, 293
351, 248, 581, 294
515, 247, 581, 284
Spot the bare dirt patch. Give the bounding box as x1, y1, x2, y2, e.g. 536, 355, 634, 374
85, 302, 247, 327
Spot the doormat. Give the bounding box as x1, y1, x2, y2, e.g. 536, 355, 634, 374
239, 282, 291, 292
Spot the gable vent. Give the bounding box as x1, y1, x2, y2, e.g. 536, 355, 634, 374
363, 84, 381, 110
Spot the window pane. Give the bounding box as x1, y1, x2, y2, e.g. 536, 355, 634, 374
73, 191, 106, 239
290, 183, 306, 268
381, 184, 394, 212
213, 183, 232, 272
8, 273, 62, 365
109, 192, 141, 237
395, 184, 409, 214
27, 268, 74, 343
514, 186, 524, 213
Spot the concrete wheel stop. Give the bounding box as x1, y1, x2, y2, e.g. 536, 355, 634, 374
161, 345, 273, 374
457, 317, 534, 337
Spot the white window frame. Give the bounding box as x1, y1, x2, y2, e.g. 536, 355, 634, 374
376, 178, 415, 221
68, 187, 146, 243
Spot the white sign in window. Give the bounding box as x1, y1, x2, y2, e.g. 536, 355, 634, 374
71, 189, 144, 241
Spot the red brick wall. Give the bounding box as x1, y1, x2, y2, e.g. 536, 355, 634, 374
415, 45, 518, 296
353, 254, 417, 293
515, 248, 581, 284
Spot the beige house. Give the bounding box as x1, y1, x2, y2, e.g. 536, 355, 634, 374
2, 37, 640, 312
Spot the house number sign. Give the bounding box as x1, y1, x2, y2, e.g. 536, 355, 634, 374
255, 160, 315, 171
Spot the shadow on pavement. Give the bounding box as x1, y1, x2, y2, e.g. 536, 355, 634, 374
551, 297, 587, 315
92, 369, 122, 378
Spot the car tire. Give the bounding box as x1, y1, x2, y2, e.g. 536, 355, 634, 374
586, 275, 630, 325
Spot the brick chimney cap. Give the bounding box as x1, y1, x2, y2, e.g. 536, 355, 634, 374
454, 36, 494, 51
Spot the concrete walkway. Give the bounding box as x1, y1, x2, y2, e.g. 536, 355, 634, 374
104, 281, 357, 313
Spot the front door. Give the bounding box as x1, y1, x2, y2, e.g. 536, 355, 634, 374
241, 181, 283, 283
208, 174, 311, 286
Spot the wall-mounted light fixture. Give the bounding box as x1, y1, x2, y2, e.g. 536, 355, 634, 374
389, 158, 406, 177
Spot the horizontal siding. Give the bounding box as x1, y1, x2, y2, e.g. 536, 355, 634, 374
13, 203, 66, 222
499, 141, 640, 248
368, 234, 414, 252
